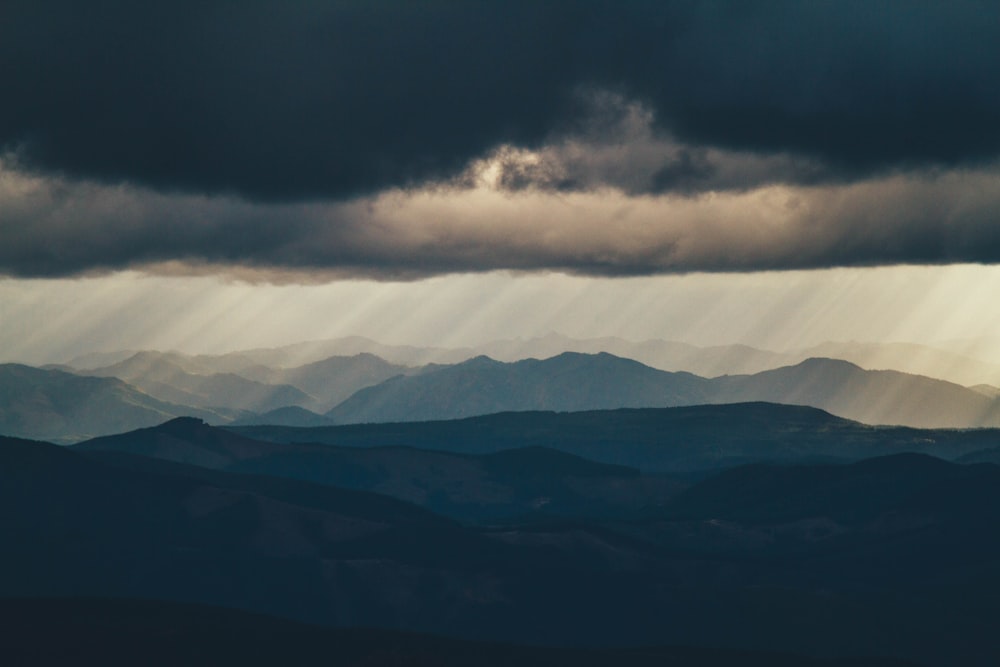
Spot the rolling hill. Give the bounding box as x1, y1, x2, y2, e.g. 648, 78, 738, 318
0, 597, 917, 667
7, 428, 1000, 664
75, 417, 687, 521
234, 402, 1000, 472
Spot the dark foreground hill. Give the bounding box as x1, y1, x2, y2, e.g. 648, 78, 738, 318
234, 402, 1000, 472
76, 417, 687, 521
8, 431, 1000, 664
0, 598, 918, 667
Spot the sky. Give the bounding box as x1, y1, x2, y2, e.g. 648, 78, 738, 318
3, 1, 1000, 363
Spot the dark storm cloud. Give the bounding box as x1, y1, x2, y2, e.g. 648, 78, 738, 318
3, 1, 1000, 201
6, 159, 1000, 280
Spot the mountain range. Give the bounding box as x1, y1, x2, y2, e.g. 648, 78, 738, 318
0, 363, 231, 443
12, 345, 1000, 442
76, 415, 688, 522
5, 414, 1000, 664
325, 353, 1000, 429
0, 597, 918, 667
232, 403, 1000, 472
62, 333, 1000, 386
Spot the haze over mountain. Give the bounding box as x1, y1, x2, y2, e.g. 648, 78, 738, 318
63, 333, 1000, 391
327, 353, 712, 424
324, 353, 1000, 429
788, 341, 1000, 389
85, 351, 315, 413
16, 345, 1000, 442
712, 358, 1000, 429
234, 352, 411, 411
0, 363, 230, 443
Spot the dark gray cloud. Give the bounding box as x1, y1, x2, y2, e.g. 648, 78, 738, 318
5, 158, 1000, 279
3, 1, 1000, 201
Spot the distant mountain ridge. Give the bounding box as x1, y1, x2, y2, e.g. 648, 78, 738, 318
327, 352, 713, 424
61, 332, 1000, 388
9, 349, 1000, 442
234, 352, 410, 410
0, 363, 230, 443
85, 351, 315, 413
711, 357, 1000, 428
324, 353, 1000, 429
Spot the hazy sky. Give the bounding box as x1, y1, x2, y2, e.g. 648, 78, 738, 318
3, 2, 1000, 363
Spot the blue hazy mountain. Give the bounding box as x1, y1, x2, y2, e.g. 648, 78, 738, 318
0, 363, 232, 443
326, 352, 714, 423
234, 352, 410, 411
324, 353, 1000, 429
84, 351, 317, 413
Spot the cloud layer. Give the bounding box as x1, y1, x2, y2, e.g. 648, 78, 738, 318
3, 2, 1000, 279
4, 158, 1000, 279
3, 1, 1000, 200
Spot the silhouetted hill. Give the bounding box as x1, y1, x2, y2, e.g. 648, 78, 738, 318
1, 434, 521, 622
0, 598, 917, 667
956, 445, 1000, 465
78, 416, 283, 467
12, 430, 1000, 663
664, 453, 967, 524
76, 418, 686, 521
0, 364, 228, 442
235, 403, 1000, 472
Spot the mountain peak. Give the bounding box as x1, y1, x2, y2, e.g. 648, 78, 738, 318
157, 416, 209, 434
793, 357, 865, 371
